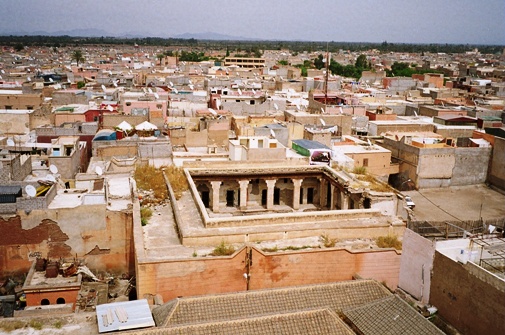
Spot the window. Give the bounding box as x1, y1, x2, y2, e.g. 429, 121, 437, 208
363, 158, 368, 167
126, 102, 131, 106
56, 297, 66, 304
5, 106, 12, 110
41, 299, 50, 305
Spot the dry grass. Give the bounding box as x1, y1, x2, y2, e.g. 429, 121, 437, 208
210, 241, 235, 256
376, 234, 402, 250
320, 233, 337, 247
163, 165, 189, 200
355, 173, 394, 193
352, 166, 367, 175
134, 164, 167, 204
0, 320, 26, 332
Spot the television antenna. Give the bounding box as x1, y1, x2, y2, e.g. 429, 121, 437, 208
49, 164, 58, 174
25, 185, 36, 198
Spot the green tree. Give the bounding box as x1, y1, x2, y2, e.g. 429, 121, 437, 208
314, 54, 325, 70
77, 81, 85, 89
355, 54, 368, 69
14, 43, 24, 52
156, 53, 164, 65
278, 60, 288, 66
71, 49, 85, 66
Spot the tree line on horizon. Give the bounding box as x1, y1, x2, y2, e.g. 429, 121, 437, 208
1, 34, 503, 55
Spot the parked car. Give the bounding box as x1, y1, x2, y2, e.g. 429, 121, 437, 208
405, 196, 415, 209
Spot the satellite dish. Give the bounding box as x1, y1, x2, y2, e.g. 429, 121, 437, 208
7, 138, 14, 146
188, 84, 194, 90
252, 89, 256, 94
148, 88, 153, 94
154, 92, 160, 99
25, 185, 36, 197
367, 139, 373, 147
49, 77, 54, 82
273, 103, 279, 111
320, 118, 326, 126
188, 79, 192, 84
27, 76, 31, 82
113, 80, 118, 87
46, 174, 56, 183
95, 166, 103, 176
208, 108, 217, 116
237, 88, 242, 95
107, 105, 114, 112
321, 107, 325, 114
49, 164, 58, 174
270, 129, 276, 138
173, 88, 178, 94
169, 81, 173, 87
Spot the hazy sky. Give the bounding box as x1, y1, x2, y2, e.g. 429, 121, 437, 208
1, 0, 504, 44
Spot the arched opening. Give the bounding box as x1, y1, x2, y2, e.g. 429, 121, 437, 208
41, 298, 50, 305
56, 297, 66, 304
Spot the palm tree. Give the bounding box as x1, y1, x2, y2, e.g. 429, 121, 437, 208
71, 50, 85, 67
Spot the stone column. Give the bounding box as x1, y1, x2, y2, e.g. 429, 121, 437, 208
265, 179, 277, 210
210, 181, 222, 213
238, 180, 249, 210
292, 178, 303, 210
319, 178, 327, 208
341, 190, 349, 210
330, 184, 336, 210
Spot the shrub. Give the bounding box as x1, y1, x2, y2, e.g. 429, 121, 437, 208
376, 234, 402, 250
320, 233, 337, 247
140, 207, 152, 226
211, 241, 235, 256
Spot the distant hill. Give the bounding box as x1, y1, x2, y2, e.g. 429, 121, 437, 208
0, 29, 256, 41
172, 32, 257, 41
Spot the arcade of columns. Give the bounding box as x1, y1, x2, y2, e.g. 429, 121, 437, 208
201, 175, 355, 213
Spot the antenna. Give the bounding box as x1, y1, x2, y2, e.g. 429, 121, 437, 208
49, 164, 58, 174
95, 166, 103, 176
25, 185, 36, 198
169, 81, 174, 87
154, 92, 160, 99
320, 118, 326, 126
188, 84, 194, 90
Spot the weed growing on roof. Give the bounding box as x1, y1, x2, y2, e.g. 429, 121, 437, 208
0, 320, 25, 332
140, 207, 153, 226
211, 241, 235, 256
162, 165, 189, 200
28, 319, 43, 330
320, 233, 337, 247
376, 234, 402, 250
134, 164, 167, 204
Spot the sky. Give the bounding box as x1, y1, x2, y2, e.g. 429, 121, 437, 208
0, 0, 504, 45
